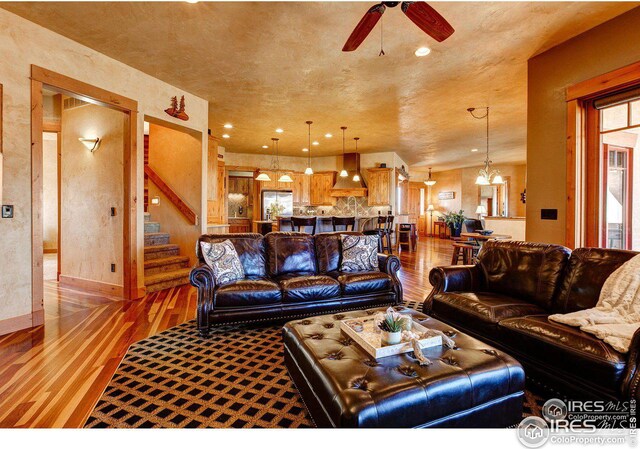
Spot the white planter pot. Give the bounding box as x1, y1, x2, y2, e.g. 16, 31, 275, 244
381, 330, 402, 346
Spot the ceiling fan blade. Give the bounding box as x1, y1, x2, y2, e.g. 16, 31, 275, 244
401, 2, 454, 42
342, 3, 386, 52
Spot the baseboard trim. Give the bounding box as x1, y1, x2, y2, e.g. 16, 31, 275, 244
0, 313, 36, 336
59, 275, 124, 298
43, 248, 58, 254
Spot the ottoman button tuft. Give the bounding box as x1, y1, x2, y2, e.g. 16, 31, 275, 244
310, 333, 324, 340
397, 365, 418, 377
323, 323, 335, 329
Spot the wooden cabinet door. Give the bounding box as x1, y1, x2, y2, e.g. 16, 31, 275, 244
367, 169, 391, 206
310, 172, 336, 205
300, 174, 310, 204
292, 173, 309, 205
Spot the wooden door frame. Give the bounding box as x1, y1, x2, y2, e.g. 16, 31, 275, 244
565, 60, 640, 248
31, 66, 139, 323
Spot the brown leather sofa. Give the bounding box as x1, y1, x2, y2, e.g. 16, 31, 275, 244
424, 240, 640, 401
190, 232, 402, 336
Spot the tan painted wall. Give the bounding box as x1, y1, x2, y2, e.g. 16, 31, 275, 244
60, 104, 124, 285
0, 9, 208, 324
42, 133, 58, 251
527, 7, 640, 245
147, 123, 202, 265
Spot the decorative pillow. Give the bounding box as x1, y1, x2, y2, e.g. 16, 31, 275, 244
200, 240, 245, 285
339, 234, 379, 272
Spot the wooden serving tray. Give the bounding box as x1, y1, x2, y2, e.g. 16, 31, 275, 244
339, 316, 442, 359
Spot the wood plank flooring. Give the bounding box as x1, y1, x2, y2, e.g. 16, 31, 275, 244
0, 236, 453, 428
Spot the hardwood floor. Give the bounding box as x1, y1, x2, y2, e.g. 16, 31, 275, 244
0, 237, 453, 428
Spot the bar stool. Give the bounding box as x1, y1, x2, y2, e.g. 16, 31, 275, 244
332, 216, 356, 232
364, 216, 393, 254
291, 217, 317, 235
396, 223, 416, 252
451, 242, 476, 265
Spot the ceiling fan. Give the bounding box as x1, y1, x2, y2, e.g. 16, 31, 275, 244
342, 1, 454, 52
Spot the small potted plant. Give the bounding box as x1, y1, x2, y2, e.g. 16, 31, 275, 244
378, 312, 405, 345
442, 210, 466, 238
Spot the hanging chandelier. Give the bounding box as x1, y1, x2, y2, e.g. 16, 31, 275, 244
468, 106, 503, 185
275, 138, 293, 183
304, 121, 314, 175
424, 167, 436, 186
340, 126, 348, 177
352, 137, 361, 182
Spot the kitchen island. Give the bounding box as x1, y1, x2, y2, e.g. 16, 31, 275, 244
252, 216, 385, 235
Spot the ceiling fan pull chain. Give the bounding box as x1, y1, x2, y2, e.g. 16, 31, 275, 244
379, 15, 385, 56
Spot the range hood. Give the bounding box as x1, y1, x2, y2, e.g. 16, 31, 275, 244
331, 153, 368, 197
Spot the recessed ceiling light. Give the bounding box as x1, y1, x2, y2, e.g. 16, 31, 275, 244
312, 141, 319, 146
275, 128, 284, 133
223, 123, 233, 129
186, 0, 198, 3
302, 148, 309, 152
471, 148, 479, 152
222, 134, 230, 139
262, 145, 269, 149
415, 47, 431, 57
325, 133, 332, 138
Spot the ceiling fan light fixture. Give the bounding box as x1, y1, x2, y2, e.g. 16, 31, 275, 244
415, 46, 431, 57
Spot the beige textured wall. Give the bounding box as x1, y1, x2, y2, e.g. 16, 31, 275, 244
60, 104, 124, 285
527, 7, 640, 245
0, 9, 208, 324
42, 133, 58, 251
147, 123, 202, 265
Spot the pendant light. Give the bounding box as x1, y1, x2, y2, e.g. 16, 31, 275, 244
352, 137, 361, 182
255, 141, 272, 183
468, 106, 503, 185
275, 138, 293, 183
424, 167, 436, 186
304, 120, 314, 175
339, 126, 348, 177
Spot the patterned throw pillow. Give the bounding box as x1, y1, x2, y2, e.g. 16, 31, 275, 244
200, 240, 245, 285
339, 234, 379, 272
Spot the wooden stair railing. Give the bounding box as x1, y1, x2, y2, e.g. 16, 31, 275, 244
144, 165, 198, 226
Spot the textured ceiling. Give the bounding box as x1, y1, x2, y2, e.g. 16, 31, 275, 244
4, 1, 637, 170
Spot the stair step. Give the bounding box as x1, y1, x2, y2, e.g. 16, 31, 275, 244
144, 232, 170, 246
144, 244, 180, 260
144, 212, 151, 223
145, 268, 191, 293
144, 256, 190, 276
144, 221, 161, 234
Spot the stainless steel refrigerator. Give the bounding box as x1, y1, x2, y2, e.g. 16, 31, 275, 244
261, 190, 293, 220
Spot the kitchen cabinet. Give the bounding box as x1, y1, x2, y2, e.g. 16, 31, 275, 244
292, 172, 310, 205
310, 172, 337, 206
367, 168, 392, 206
229, 218, 251, 233
257, 171, 294, 191
209, 160, 227, 224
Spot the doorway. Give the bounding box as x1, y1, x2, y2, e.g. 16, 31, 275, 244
31, 66, 139, 326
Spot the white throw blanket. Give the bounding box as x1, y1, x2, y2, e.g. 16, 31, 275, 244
548, 254, 640, 353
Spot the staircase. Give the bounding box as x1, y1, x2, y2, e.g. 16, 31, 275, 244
144, 212, 191, 293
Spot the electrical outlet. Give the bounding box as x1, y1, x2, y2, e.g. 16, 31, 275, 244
111, 264, 116, 273
2, 205, 14, 219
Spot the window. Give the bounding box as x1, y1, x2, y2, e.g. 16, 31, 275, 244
586, 90, 639, 250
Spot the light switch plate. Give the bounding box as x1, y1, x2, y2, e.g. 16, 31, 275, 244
2, 205, 13, 218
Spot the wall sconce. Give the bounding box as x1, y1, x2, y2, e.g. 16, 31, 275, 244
79, 137, 101, 153
151, 196, 160, 205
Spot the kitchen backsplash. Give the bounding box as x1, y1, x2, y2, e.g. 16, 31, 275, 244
228, 193, 250, 218
296, 197, 392, 217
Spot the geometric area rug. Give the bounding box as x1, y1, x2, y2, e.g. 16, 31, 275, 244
84, 300, 546, 428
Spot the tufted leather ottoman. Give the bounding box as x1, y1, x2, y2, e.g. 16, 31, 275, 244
283, 306, 525, 428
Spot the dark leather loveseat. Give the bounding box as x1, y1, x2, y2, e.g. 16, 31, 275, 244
424, 240, 640, 401
191, 232, 402, 336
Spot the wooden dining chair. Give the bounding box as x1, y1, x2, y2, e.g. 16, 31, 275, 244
332, 216, 356, 232
291, 217, 317, 235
